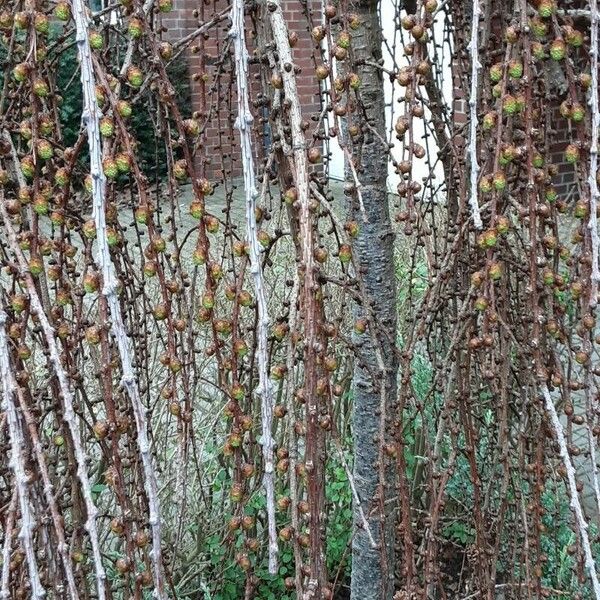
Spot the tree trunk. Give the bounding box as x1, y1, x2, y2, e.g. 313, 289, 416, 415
349, 1, 398, 599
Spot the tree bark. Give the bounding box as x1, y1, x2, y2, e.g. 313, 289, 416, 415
349, 2, 398, 599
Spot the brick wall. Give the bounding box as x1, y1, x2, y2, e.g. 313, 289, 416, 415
164, 0, 322, 180
550, 106, 578, 201
165, 2, 579, 205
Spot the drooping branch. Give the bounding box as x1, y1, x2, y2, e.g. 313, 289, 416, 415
0, 200, 107, 600
0, 311, 45, 600
68, 0, 167, 595
309, 180, 379, 551
541, 385, 600, 599
588, 0, 600, 306
12, 375, 80, 600
0, 0, 599, 596
0, 491, 17, 598
230, 0, 278, 574
268, 0, 327, 595
467, 0, 483, 229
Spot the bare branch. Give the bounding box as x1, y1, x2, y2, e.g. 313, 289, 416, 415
0, 312, 45, 599
467, 0, 483, 229
230, 0, 278, 574
0, 200, 107, 599
68, 0, 167, 595
588, 0, 600, 306
541, 385, 600, 600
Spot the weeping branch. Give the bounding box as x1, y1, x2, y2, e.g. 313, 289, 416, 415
268, 0, 327, 594
0, 311, 45, 600
230, 0, 278, 574
588, 0, 600, 306
541, 385, 600, 599
0, 200, 107, 600
467, 0, 483, 229
0, 491, 17, 598
68, 0, 167, 595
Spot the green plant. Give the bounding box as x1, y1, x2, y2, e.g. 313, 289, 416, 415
540, 487, 600, 598
0, 25, 192, 182
325, 460, 353, 579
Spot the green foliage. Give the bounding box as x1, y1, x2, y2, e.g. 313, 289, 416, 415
442, 520, 475, 545
175, 453, 354, 599
1, 25, 191, 181
540, 486, 600, 599
325, 460, 353, 579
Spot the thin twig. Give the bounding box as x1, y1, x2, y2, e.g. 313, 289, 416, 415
588, 0, 600, 306
0, 200, 107, 599
0, 490, 17, 597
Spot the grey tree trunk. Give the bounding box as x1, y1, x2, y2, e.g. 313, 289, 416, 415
349, 1, 398, 599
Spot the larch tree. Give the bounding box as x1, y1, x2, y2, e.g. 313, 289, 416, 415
1, 0, 600, 598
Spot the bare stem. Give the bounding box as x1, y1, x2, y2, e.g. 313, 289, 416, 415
541, 385, 600, 599
0, 200, 107, 599
588, 0, 600, 306
230, 0, 278, 574
0, 311, 45, 599
467, 0, 483, 229
0, 491, 17, 598
68, 0, 167, 595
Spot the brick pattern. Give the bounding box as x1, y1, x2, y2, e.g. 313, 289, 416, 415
164, 0, 322, 181
166, 2, 580, 205
549, 106, 578, 201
